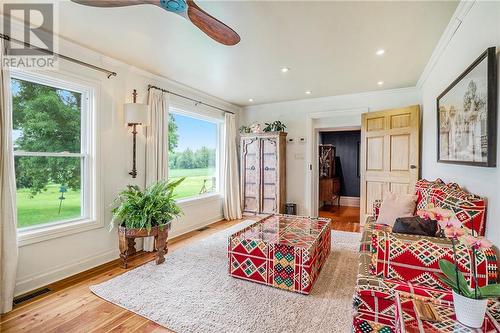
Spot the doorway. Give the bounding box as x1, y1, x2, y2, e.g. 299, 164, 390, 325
318, 130, 361, 231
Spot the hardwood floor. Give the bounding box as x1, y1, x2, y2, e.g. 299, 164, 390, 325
0, 214, 357, 332
319, 205, 361, 232
0, 218, 252, 333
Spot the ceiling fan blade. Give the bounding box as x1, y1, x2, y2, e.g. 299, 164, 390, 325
187, 1, 240, 46
71, 0, 157, 8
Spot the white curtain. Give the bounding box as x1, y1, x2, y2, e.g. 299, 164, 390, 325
222, 113, 242, 220
0, 40, 19, 314
143, 89, 169, 251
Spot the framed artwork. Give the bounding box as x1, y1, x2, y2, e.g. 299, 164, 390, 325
437, 47, 497, 167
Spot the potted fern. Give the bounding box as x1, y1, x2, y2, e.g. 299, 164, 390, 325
418, 205, 500, 327
111, 178, 184, 267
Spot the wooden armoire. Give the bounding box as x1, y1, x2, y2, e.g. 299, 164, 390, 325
240, 132, 287, 214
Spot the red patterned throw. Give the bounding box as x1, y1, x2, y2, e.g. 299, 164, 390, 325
415, 179, 487, 236
370, 230, 498, 292
228, 215, 331, 294
374, 179, 487, 236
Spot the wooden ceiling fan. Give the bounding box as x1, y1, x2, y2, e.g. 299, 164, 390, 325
71, 0, 241, 46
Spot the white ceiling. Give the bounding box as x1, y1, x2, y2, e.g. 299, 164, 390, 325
55, 1, 457, 106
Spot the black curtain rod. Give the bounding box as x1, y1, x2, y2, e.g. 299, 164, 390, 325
148, 84, 234, 115
0, 34, 117, 79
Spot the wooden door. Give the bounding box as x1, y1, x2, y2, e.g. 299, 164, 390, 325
360, 105, 420, 222
241, 137, 260, 213
260, 137, 278, 214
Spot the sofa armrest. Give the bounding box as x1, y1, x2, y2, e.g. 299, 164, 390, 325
370, 230, 498, 290
360, 217, 392, 254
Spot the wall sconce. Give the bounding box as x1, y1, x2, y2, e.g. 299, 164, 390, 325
124, 89, 148, 178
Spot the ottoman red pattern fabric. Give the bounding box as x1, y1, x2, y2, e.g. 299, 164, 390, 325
228, 215, 331, 294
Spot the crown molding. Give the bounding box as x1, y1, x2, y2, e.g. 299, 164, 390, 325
416, 1, 476, 89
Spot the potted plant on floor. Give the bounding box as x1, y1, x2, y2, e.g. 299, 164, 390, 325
418, 205, 500, 328
111, 179, 184, 268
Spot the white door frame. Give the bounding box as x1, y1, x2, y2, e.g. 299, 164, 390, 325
305, 108, 368, 217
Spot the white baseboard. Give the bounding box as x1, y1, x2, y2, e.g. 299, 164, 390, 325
339, 196, 360, 207
15, 214, 224, 296
169, 214, 224, 239
15, 248, 118, 296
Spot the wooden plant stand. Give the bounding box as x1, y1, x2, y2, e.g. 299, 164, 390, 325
118, 224, 171, 268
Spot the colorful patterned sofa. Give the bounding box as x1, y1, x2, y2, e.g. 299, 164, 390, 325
352, 179, 499, 332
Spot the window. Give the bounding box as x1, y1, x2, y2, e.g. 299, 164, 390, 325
11, 72, 95, 231
168, 109, 219, 200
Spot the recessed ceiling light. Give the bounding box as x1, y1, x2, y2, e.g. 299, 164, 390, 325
305, 90, 312, 95
376, 49, 385, 56
248, 98, 254, 102
281, 67, 290, 73
377, 81, 384, 86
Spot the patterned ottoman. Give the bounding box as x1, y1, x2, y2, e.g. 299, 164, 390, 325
228, 214, 331, 294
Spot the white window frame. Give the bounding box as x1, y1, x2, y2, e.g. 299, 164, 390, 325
168, 106, 223, 204
11, 69, 102, 246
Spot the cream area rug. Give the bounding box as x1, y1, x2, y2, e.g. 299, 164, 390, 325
90, 221, 360, 333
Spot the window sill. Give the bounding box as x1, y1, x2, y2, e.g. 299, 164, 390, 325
176, 192, 221, 208
16, 194, 221, 246
17, 218, 104, 247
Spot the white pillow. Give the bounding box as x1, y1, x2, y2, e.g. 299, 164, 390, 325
376, 192, 417, 227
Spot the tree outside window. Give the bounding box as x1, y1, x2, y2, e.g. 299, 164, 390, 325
12, 78, 84, 228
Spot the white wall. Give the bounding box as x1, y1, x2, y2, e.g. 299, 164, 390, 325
12, 29, 240, 295
13, 0, 500, 295
240, 88, 421, 215
420, 1, 500, 248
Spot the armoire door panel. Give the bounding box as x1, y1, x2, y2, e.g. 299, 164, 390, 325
263, 183, 277, 202
261, 138, 278, 213
244, 181, 259, 200
262, 166, 277, 185
241, 138, 260, 213
244, 197, 258, 212
261, 198, 277, 214
262, 138, 277, 153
